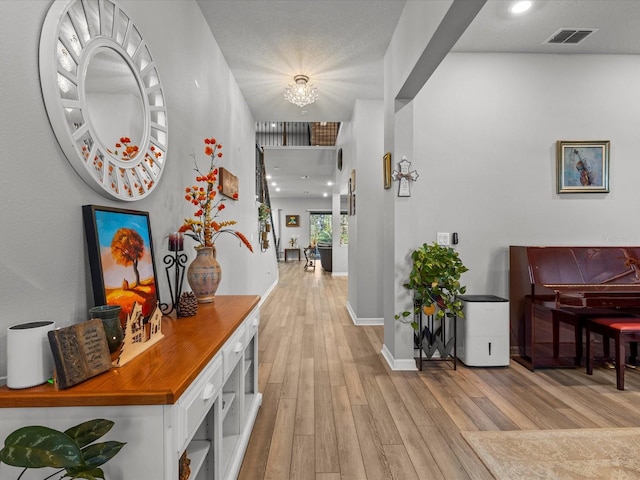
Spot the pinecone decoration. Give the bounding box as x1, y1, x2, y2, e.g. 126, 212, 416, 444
178, 292, 198, 317
178, 450, 191, 480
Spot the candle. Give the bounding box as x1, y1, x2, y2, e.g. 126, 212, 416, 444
168, 232, 184, 252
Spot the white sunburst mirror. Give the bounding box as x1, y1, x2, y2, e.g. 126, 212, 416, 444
40, 0, 168, 201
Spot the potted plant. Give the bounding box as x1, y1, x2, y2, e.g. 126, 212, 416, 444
395, 242, 468, 331
0, 418, 125, 480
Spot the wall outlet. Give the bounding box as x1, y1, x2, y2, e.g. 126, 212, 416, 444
437, 232, 450, 246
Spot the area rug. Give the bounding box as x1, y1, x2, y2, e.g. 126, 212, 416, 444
462, 428, 640, 479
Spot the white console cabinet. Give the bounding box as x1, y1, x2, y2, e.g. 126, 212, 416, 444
0, 295, 261, 480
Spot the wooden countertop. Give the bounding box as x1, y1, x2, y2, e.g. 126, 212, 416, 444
0, 295, 260, 408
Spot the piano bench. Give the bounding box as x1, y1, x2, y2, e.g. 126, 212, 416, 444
586, 318, 640, 390
552, 308, 633, 366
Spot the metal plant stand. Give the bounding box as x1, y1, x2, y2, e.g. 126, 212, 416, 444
416, 306, 457, 371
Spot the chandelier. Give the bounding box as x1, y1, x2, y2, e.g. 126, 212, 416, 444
284, 75, 319, 107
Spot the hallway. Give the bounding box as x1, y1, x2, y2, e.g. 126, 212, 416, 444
239, 260, 640, 479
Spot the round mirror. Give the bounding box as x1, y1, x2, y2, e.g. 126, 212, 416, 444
85, 48, 145, 157
39, 0, 168, 201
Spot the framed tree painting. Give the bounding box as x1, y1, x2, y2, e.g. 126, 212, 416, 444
556, 140, 610, 193
83, 205, 160, 320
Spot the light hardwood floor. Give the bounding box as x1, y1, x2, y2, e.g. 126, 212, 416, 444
238, 259, 640, 479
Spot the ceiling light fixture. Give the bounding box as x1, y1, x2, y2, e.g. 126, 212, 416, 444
284, 75, 319, 108
509, 1, 532, 14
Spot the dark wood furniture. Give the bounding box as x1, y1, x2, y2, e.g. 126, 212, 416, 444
510, 246, 640, 370
586, 317, 640, 390
284, 248, 301, 261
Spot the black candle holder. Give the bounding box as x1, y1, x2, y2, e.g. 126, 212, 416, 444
160, 250, 188, 316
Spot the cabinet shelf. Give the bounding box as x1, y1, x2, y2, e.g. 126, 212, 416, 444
221, 392, 236, 422
186, 440, 209, 480
243, 359, 252, 376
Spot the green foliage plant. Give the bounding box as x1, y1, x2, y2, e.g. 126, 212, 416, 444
395, 242, 468, 330
0, 419, 126, 480
258, 202, 270, 222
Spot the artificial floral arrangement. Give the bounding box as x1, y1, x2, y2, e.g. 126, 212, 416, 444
179, 137, 253, 252
0, 418, 125, 480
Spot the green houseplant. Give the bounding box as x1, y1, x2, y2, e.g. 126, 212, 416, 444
0, 419, 125, 480
395, 242, 468, 330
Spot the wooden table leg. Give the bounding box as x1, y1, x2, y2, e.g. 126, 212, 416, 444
615, 332, 625, 390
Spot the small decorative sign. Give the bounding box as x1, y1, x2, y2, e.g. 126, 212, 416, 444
113, 302, 164, 367
219, 167, 239, 199
47, 319, 112, 389
392, 157, 419, 197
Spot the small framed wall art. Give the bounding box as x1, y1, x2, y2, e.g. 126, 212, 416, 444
556, 140, 610, 193
286, 214, 300, 227
219, 167, 239, 199
383, 152, 392, 189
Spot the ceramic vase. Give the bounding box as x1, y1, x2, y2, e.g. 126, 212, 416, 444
89, 304, 124, 353
187, 245, 222, 303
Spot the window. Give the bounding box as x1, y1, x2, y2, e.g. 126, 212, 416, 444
309, 212, 348, 246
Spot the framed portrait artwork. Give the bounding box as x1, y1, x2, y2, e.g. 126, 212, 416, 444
83, 205, 160, 320
556, 140, 610, 193
286, 214, 300, 227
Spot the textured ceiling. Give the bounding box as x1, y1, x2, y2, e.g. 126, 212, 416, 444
196, 0, 640, 199
197, 0, 406, 123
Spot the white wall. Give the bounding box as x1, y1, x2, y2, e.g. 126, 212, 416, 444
410, 52, 640, 299
0, 0, 276, 377
269, 197, 332, 253
344, 100, 385, 324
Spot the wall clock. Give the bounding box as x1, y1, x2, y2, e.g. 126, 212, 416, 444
40, 0, 168, 201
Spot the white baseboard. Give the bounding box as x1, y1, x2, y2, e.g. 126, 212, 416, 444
331, 271, 347, 276
381, 344, 418, 371
346, 301, 384, 326
258, 277, 278, 308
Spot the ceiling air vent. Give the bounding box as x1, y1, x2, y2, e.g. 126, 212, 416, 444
546, 28, 598, 45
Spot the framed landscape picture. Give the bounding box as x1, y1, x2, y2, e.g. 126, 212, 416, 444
83, 205, 160, 320
556, 140, 610, 193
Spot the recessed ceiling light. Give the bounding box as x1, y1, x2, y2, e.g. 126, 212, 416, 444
327, 181, 333, 186
271, 182, 277, 187
323, 192, 328, 197
266, 175, 272, 180
510, 1, 532, 14
276, 187, 281, 192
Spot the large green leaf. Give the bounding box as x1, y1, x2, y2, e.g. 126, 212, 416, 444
0, 426, 83, 468
65, 467, 105, 479
64, 420, 113, 449
65, 441, 126, 476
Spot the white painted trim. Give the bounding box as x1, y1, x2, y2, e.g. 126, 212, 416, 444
258, 277, 278, 309
331, 271, 347, 277
381, 344, 418, 371
346, 301, 384, 326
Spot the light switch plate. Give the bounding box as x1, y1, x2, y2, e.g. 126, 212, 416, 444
437, 232, 450, 246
